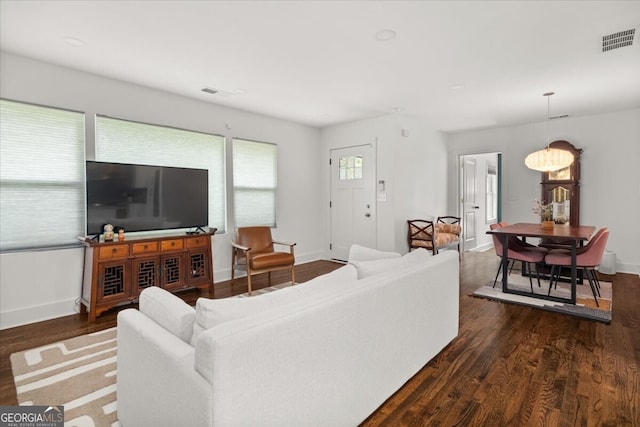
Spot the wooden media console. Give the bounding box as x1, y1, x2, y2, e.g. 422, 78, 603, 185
81, 229, 216, 321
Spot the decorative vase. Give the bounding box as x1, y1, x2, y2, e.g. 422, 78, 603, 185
541, 220, 555, 229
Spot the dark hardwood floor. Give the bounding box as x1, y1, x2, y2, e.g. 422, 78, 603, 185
1, 250, 638, 426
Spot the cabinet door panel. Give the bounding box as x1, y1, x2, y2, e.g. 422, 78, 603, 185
161, 254, 184, 291
132, 257, 159, 296
97, 260, 129, 302
187, 250, 210, 285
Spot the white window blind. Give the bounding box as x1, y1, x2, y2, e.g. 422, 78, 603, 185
0, 99, 85, 251
233, 139, 277, 227
95, 116, 226, 232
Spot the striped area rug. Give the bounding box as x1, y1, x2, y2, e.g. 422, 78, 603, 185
10, 327, 119, 426
9, 282, 292, 425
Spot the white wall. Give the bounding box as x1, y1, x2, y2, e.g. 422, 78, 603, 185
447, 108, 640, 274
320, 114, 448, 254
0, 52, 324, 329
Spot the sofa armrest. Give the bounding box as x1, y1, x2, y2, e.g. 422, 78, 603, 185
117, 309, 212, 427
139, 286, 195, 343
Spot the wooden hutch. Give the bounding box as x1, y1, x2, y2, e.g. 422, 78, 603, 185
540, 140, 583, 248
81, 229, 216, 321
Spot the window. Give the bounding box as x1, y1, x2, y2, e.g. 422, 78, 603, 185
0, 99, 85, 251
95, 116, 226, 232
233, 139, 277, 227
338, 155, 363, 180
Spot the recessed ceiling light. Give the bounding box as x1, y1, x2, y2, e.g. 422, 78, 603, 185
375, 29, 397, 41
63, 37, 85, 47
449, 84, 465, 90
234, 88, 247, 95
390, 106, 403, 113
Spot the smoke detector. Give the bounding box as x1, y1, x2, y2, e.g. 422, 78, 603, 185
600, 27, 638, 52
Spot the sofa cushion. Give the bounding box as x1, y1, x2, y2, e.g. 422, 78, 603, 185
435, 223, 462, 236
191, 264, 359, 345
348, 244, 401, 262
351, 248, 432, 279
139, 286, 195, 344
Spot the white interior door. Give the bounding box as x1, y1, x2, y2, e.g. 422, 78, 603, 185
462, 156, 478, 250
330, 145, 376, 261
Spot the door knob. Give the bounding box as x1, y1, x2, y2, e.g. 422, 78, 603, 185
474, 206, 480, 209
365, 213, 371, 217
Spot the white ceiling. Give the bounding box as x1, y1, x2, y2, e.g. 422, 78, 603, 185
1, 1, 639, 132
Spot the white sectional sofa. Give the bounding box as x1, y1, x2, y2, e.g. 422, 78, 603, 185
117, 247, 460, 427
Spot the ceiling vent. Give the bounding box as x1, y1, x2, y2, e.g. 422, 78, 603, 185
201, 87, 219, 95
601, 27, 638, 52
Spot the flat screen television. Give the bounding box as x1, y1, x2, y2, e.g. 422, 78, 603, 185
86, 161, 208, 236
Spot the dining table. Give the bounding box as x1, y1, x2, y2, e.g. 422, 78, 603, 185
487, 222, 596, 304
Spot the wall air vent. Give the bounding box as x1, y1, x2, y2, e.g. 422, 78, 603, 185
201, 87, 219, 95
601, 27, 637, 52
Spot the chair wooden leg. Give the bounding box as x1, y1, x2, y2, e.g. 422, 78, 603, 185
291, 267, 296, 286
548, 265, 556, 296
247, 273, 252, 295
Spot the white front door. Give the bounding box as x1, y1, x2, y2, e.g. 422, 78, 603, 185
330, 145, 376, 261
462, 156, 478, 250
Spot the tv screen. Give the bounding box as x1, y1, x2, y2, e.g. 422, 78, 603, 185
86, 161, 208, 235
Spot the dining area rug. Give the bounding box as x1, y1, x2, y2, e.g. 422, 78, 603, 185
472, 273, 612, 323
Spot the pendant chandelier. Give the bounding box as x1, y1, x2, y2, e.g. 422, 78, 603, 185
524, 92, 574, 172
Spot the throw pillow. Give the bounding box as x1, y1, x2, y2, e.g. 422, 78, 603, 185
351, 248, 432, 279
192, 285, 307, 344
348, 244, 401, 262
139, 286, 196, 344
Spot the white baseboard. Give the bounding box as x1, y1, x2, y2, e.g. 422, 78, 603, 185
0, 298, 79, 330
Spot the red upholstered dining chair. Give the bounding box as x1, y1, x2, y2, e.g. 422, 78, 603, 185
498, 221, 548, 254
545, 228, 609, 307
231, 226, 296, 295
490, 223, 546, 292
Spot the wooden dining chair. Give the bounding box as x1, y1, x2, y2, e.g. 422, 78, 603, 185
407, 218, 462, 256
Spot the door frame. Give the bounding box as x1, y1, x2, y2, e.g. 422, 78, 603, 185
329, 143, 377, 261
457, 151, 502, 252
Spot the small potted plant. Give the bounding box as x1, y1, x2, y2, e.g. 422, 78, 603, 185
533, 199, 554, 229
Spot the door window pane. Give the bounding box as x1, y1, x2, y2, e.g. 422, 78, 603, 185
338, 155, 363, 180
